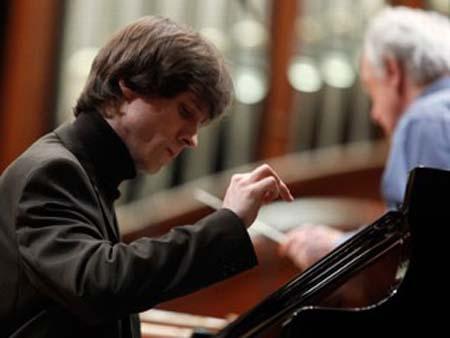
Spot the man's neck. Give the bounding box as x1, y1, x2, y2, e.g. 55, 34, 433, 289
402, 77, 425, 112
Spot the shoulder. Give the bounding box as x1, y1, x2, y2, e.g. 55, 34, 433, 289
1, 132, 86, 192
406, 89, 450, 122
395, 92, 450, 138
0, 133, 96, 224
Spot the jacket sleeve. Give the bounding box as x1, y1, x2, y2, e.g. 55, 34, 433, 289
16, 158, 257, 324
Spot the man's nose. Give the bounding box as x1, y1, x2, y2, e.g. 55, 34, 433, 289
181, 134, 198, 148
189, 134, 198, 147
370, 108, 380, 124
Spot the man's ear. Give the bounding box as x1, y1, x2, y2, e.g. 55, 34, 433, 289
384, 55, 404, 93
119, 79, 137, 101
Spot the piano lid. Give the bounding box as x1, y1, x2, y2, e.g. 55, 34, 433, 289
213, 167, 450, 337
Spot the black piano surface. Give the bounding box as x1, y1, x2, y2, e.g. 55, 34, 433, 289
208, 167, 449, 337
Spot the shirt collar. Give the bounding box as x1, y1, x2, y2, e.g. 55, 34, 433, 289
420, 75, 450, 98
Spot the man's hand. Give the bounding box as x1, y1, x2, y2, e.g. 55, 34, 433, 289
222, 164, 294, 227
279, 224, 344, 270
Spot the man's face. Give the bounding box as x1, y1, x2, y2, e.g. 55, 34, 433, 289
111, 91, 208, 173
360, 56, 403, 136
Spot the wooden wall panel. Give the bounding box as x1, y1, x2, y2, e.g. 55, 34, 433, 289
258, 0, 297, 160
0, 0, 64, 171
389, 0, 425, 8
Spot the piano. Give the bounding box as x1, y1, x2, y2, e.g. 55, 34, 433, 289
202, 167, 449, 337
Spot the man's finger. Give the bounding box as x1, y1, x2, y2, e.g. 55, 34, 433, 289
249, 165, 293, 201
251, 176, 279, 203
279, 180, 294, 201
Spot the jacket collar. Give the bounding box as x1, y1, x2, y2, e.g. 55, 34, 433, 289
55, 110, 136, 201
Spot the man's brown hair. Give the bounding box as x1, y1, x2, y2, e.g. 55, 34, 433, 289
74, 16, 233, 120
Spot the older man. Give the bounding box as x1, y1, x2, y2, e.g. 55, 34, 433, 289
280, 6, 450, 270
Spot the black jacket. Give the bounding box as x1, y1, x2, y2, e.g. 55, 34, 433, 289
0, 111, 257, 337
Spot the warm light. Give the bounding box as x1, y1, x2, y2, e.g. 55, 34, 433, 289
232, 19, 268, 49
234, 67, 267, 104
321, 52, 355, 88
288, 56, 322, 93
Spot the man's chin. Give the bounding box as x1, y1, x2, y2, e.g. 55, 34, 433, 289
146, 166, 162, 174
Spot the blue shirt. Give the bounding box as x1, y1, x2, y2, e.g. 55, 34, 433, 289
382, 76, 450, 209
337, 76, 450, 245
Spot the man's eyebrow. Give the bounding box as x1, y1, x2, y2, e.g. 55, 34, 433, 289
188, 98, 210, 123
180, 101, 208, 124
191, 98, 205, 115
181, 102, 198, 116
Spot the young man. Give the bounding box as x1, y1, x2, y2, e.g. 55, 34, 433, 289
280, 6, 450, 270
0, 16, 293, 337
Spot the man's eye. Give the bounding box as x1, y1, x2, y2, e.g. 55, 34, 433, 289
180, 108, 192, 119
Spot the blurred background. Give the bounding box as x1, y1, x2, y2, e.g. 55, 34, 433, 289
1, 0, 449, 203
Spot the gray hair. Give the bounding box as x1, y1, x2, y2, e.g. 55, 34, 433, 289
363, 6, 450, 84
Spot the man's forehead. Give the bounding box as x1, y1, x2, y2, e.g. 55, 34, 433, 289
360, 57, 375, 84
360, 56, 370, 77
